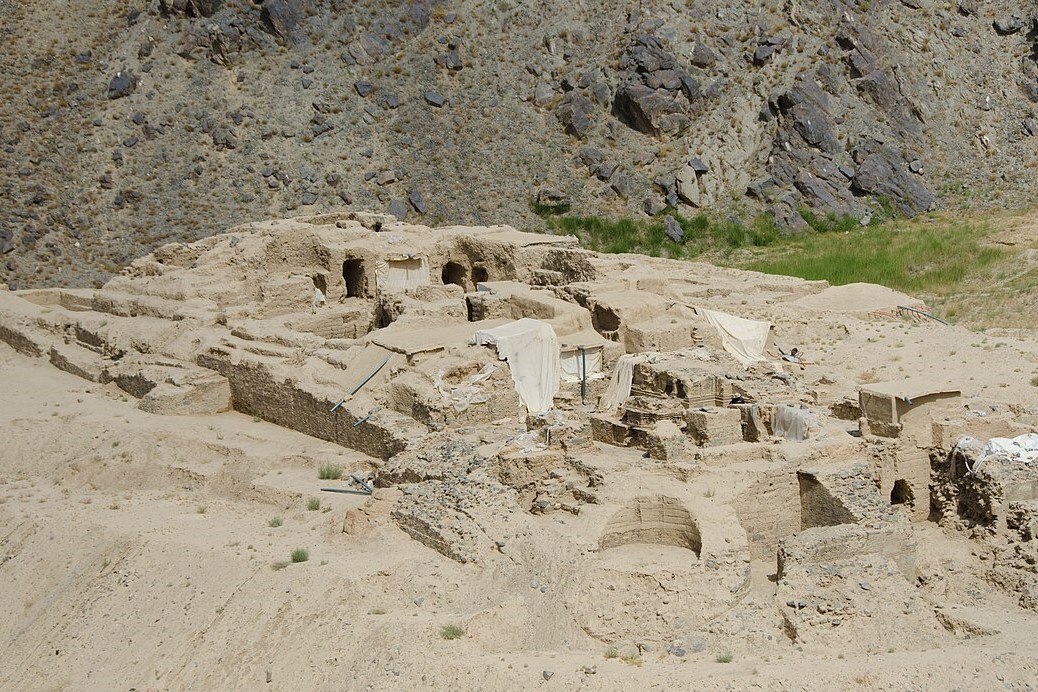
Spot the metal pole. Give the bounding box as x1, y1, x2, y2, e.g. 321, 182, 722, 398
579, 347, 587, 405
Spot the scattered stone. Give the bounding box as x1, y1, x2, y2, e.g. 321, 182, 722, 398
753, 44, 776, 66
212, 127, 237, 150
408, 190, 427, 214
301, 191, 317, 205
388, 199, 408, 220
535, 188, 568, 207
643, 197, 666, 216
376, 170, 397, 186
122, 136, 138, 148
533, 82, 554, 107
663, 215, 684, 243
424, 91, 445, 107
690, 40, 717, 68
611, 174, 635, 199
261, 0, 304, 41
555, 92, 594, 139
354, 81, 373, 97
993, 16, 1025, 35
160, 0, 220, 17
542, 670, 554, 681
107, 71, 138, 100
338, 190, 353, 204
385, 94, 400, 109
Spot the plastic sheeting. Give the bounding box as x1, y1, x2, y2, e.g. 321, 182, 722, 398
773, 404, 817, 441
599, 353, 647, 411
375, 256, 428, 292
560, 346, 604, 383
958, 433, 1038, 463
433, 363, 498, 412
701, 309, 771, 368
473, 318, 560, 414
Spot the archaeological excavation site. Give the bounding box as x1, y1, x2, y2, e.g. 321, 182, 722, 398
3, 211, 1038, 690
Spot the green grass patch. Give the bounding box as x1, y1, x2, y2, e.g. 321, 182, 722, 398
535, 206, 780, 260
732, 219, 1003, 294
716, 652, 734, 663
268, 516, 283, 528
318, 463, 343, 480
306, 497, 320, 511
440, 624, 465, 640
290, 548, 309, 563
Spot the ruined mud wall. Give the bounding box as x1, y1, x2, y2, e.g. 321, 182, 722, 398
733, 468, 801, 561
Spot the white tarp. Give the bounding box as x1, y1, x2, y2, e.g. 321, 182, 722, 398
773, 404, 817, 441
375, 256, 429, 292
560, 346, 604, 383
701, 309, 771, 368
473, 318, 560, 414
971, 433, 1038, 464
433, 363, 498, 412
599, 353, 648, 411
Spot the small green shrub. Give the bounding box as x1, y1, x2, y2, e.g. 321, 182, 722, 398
440, 624, 465, 640
604, 646, 619, 659
290, 548, 309, 563
306, 497, 320, 511
716, 652, 733, 663
798, 206, 858, 234
530, 198, 571, 217
268, 516, 283, 528
318, 464, 343, 480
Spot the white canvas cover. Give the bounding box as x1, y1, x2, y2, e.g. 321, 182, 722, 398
375, 255, 429, 292
701, 309, 771, 367
473, 318, 560, 414
560, 346, 603, 383
599, 353, 649, 411
773, 404, 817, 441
983, 433, 1038, 461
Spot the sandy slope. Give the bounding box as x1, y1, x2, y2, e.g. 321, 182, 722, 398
3, 333, 1038, 691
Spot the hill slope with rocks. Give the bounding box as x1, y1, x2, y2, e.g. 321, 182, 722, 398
1, 0, 1037, 288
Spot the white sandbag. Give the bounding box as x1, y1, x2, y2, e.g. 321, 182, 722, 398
473, 319, 560, 414
701, 308, 771, 368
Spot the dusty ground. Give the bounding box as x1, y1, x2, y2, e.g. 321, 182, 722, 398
3, 331, 1038, 689
3, 213, 1038, 691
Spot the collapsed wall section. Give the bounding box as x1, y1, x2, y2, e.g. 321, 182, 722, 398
198, 343, 422, 460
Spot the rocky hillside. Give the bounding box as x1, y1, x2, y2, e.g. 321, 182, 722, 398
1, 0, 1036, 288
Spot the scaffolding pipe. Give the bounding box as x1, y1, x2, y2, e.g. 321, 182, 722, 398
579, 347, 587, 405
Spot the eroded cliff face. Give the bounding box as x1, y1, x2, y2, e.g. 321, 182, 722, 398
1, 0, 1037, 288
